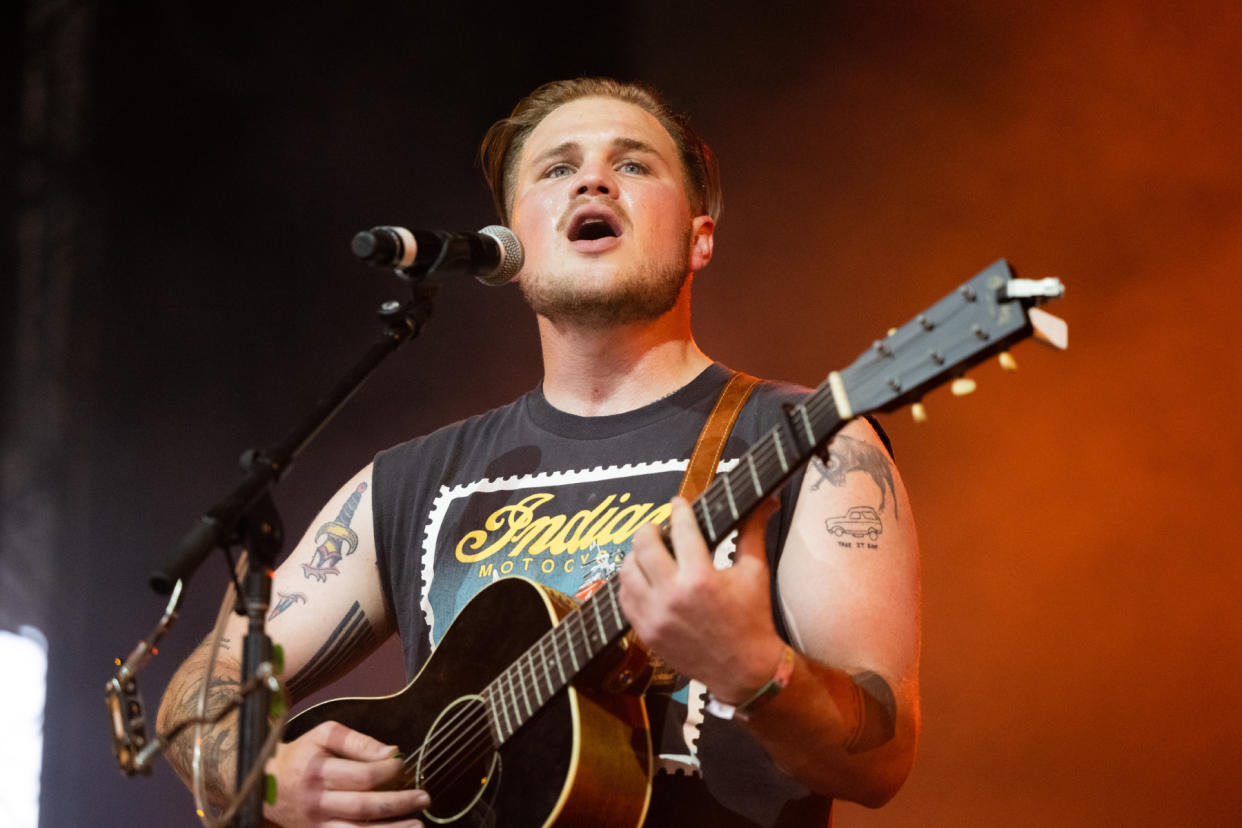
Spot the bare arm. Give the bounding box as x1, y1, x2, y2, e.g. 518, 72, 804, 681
620, 418, 920, 806
156, 464, 428, 825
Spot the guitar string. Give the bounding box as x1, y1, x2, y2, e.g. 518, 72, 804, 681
398, 325, 982, 795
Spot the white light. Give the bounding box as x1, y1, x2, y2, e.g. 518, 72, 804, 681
0, 626, 47, 828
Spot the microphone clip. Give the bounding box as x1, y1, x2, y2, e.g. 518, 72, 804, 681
105, 579, 183, 775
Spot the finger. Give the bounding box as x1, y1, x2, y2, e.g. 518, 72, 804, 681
319, 754, 409, 791
317, 786, 430, 823
628, 522, 677, 583
666, 497, 713, 573
312, 720, 399, 762
734, 497, 780, 569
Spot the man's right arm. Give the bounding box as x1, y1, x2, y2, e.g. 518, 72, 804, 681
156, 463, 429, 826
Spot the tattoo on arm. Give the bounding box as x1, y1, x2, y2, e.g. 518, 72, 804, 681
811, 435, 898, 518
163, 664, 242, 803
301, 482, 368, 582
286, 600, 378, 698
844, 671, 897, 754
268, 591, 307, 621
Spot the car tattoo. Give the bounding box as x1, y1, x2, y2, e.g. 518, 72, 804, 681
825, 506, 883, 541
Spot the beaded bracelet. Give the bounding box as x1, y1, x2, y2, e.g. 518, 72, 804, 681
704, 644, 795, 722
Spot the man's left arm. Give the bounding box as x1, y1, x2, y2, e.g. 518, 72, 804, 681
620, 417, 920, 807
751, 416, 920, 805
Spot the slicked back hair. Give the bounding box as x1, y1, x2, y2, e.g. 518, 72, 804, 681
480, 77, 722, 226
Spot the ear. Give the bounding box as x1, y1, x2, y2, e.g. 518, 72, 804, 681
689, 215, 715, 273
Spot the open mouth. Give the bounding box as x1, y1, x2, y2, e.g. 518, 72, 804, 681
567, 209, 623, 242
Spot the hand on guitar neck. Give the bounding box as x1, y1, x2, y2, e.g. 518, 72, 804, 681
619, 497, 786, 705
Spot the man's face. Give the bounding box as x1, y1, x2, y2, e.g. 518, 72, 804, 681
509, 96, 714, 327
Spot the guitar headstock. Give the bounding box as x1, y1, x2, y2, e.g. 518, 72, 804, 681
835, 260, 1065, 417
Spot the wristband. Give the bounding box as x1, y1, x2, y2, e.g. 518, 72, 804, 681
704, 644, 795, 722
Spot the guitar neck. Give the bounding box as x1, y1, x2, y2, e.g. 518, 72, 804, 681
484, 380, 846, 743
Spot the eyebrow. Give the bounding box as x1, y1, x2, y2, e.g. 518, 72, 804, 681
529, 137, 664, 168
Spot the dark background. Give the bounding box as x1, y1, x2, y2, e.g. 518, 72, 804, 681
5, 2, 1242, 826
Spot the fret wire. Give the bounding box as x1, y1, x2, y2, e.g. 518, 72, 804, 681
772, 426, 789, 470
576, 609, 593, 656
518, 649, 533, 718
591, 592, 607, 641
539, 636, 555, 697
497, 677, 513, 740
607, 580, 624, 629
506, 669, 519, 731
696, 495, 717, 542
746, 452, 763, 495
798, 404, 816, 447
551, 626, 568, 684
484, 690, 502, 743
564, 624, 580, 671
721, 471, 738, 518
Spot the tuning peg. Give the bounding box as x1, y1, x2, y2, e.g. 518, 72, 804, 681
998, 351, 1018, 372
911, 402, 928, 423
887, 327, 898, 337
951, 377, 977, 396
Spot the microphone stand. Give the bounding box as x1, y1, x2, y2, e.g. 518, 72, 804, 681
148, 274, 439, 828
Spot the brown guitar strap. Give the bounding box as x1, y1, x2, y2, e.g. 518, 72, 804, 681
677, 370, 761, 501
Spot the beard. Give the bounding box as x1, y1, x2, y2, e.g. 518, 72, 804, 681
519, 234, 692, 328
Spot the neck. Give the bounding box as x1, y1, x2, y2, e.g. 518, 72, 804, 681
536, 286, 712, 416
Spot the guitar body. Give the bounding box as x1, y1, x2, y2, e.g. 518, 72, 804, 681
285, 577, 652, 827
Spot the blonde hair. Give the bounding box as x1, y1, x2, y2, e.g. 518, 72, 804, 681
480, 77, 721, 225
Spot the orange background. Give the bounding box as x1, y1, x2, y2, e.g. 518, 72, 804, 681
684, 3, 1242, 824
19, 2, 1242, 824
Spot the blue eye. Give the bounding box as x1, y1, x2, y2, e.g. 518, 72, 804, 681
618, 160, 647, 174
545, 163, 573, 178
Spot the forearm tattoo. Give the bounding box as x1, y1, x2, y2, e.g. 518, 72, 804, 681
301, 482, 368, 582
844, 671, 897, 754
286, 601, 377, 698
810, 434, 897, 518
164, 670, 242, 801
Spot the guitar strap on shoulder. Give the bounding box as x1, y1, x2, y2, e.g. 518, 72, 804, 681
677, 370, 761, 501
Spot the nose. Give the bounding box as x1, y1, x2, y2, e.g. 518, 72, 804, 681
574, 161, 617, 199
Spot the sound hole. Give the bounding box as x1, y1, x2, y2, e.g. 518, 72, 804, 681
417, 694, 500, 824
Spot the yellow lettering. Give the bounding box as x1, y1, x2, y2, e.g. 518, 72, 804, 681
541, 558, 555, 574
554, 495, 618, 555
477, 563, 493, 578
509, 514, 568, 556
454, 491, 670, 565
563, 558, 575, 574
597, 503, 671, 546
500, 560, 514, 575
456, 493, 556, 563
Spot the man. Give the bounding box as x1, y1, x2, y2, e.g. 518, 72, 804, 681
158, 77, 921, 827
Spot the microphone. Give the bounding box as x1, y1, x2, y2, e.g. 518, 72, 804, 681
350, 225, 523, 286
